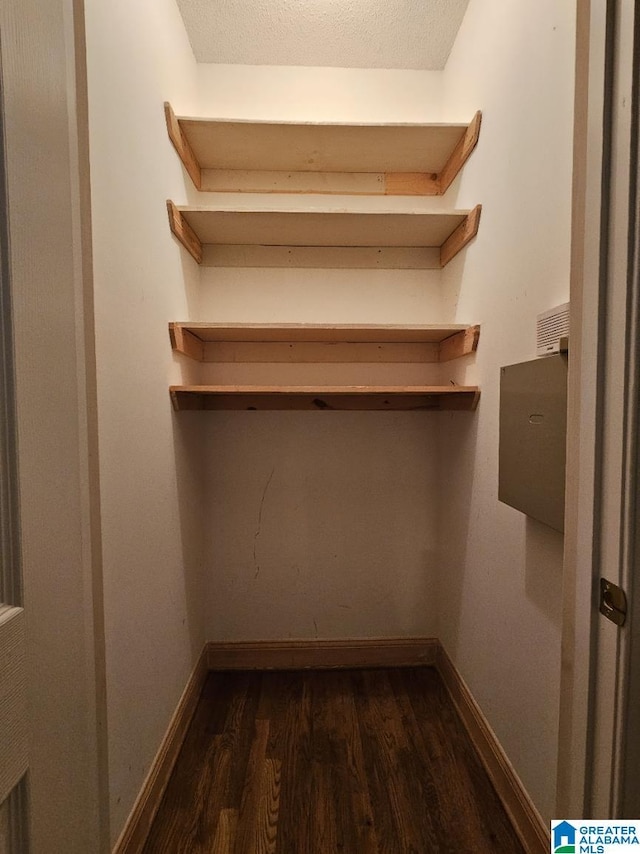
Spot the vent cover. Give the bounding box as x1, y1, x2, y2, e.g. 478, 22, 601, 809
537, 302, 569, 356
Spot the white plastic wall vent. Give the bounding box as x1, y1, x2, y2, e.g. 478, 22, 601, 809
537, 302, 569, 356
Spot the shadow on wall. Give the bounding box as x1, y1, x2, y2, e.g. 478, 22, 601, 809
524, 517, 563, 629
437, 398, 565, 654
177, 239, 201, 319
171, 411, 207, 659
435, 408, 479, 652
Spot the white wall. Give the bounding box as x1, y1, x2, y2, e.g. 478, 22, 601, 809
181, 66, 450, 641
438, 0, 575, 822
83, 0, 205, 842
197, 65, 444, 122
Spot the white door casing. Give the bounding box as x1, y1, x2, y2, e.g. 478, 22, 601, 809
0, 24, 28, 843
0, 0, 109, 849
0, 606, 27, 810
591, 0, 637, 817
559, 0, 640, 818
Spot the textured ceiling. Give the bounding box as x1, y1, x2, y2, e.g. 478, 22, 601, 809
176, 0, 471, 70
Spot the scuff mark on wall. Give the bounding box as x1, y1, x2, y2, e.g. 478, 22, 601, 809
253, 467, 275, 578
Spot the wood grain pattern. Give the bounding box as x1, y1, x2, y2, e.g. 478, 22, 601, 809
143, 668, 525, 854
165, 108, 481, 196
174, 115, 468, 174
200, 245, 441, 269
169, 386, 481, 412
201, 168, 387, 194
164, 102, 202, 190
195, 341, 443, 364
207, 638, 439, 670
179, 207, 468, 251
438, 110, 483, 194
202, 169, 443, 196
439, 204, 482, 267
166, 200, 203, 264
439, 324, 481, 362
168, 322, 475, 345
168, 323, 204, 361
383, 172, 441, 195
168, 323, 481, 365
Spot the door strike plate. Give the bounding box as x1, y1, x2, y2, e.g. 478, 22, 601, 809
599, 577, 627, 626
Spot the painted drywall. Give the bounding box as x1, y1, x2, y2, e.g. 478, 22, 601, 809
83, 0, 205, 842
197, 65, 444, 122
201, 412, 441, 640
178, 0, 470, 70
180, 66, 450, 642
437, 0, 575, 823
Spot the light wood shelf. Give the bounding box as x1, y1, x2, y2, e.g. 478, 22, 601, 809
166, 202, 482, 268
165, 106, 483, 414
169, 322, 481, 363
169, 385, 481, 412
165, 103, 481, 196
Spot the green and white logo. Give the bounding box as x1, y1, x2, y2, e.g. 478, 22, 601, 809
552, 820, 640, 852
553, 821, 576, 853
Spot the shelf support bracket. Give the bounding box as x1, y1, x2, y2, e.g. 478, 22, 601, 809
170, 388, 205, 411
164, 102, 202, 190
167, 201, 203, 264
169, 323, 205, 361
439, 325, 481, 362
383, 172, 441, 196
438, 110, 482, 194
440, 204, 482, 268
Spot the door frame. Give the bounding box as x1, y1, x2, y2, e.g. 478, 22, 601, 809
616, 0, 640, 819
558, 0, 639, 818
0, 19, 29, 851
0, 0, 109, 849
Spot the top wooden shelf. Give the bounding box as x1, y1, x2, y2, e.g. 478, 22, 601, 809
164, 103, 482, 196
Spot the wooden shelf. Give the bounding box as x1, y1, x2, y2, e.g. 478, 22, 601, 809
164, 107, 483, 415
170, 385, 481, 412
165, 103, 481, 196
167, 202, 482, 268
169, 322, 481, 363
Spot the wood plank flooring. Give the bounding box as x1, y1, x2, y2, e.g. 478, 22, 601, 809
143, 668, 525, 853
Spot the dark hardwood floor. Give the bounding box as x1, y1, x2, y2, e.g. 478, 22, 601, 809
143, 668, 525, 853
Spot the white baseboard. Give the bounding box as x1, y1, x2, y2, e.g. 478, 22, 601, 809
111, 645, 209, 854
435, 644, 550, 854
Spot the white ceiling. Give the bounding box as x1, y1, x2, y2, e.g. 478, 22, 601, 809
176, 0, 471, 70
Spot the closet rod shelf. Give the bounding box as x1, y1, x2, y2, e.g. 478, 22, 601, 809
167, 202, 482, 268
169, 385, 481, 412
165, 103, 481, 196
169, 322, 481, 363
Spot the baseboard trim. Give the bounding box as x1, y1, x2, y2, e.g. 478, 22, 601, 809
111, 644, 209, 854
207, 636, 439, 670
435, 644, 549, 854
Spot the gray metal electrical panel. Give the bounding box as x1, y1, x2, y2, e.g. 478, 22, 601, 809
498, 354, 568, 533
